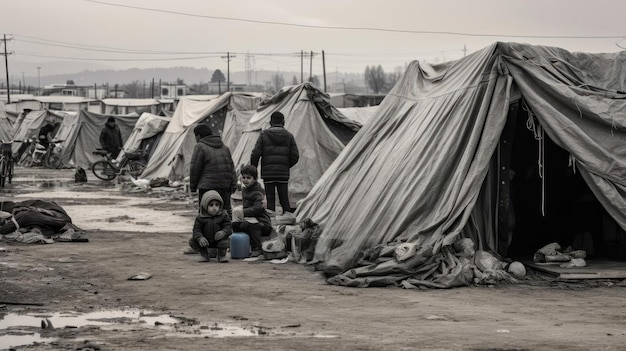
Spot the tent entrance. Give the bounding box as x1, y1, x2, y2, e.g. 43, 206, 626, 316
498, 101, 626, 261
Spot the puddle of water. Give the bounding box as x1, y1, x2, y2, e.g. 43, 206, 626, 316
0, 309, 177, 329
0, 309, 178, 349
0, 332, 56, 349
0, 309, 337, 348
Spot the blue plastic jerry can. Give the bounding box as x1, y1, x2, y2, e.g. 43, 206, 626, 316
230, 232, 250, 259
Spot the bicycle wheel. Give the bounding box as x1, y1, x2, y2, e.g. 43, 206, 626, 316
0, 157, 6, 188
45, 154, 62, 169
127, 161, 146, 179
92, 161, 117, 181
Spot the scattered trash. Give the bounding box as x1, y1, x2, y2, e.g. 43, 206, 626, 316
506, 261, 526, 278
496, 329, 510, 333
128, 272, 152, 280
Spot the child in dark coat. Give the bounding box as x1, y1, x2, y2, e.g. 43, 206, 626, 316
232, 165, 272, 257
189, 190, 232, 262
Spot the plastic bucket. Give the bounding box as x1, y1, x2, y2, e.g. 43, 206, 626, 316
230, 232, 250, 259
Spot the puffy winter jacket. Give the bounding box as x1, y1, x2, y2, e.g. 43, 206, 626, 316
189, 135, 237, 192
250, 126, 299, 181
242, 181, 272, 234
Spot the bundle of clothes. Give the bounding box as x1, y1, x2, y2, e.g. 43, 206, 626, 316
0, 199, 87, 243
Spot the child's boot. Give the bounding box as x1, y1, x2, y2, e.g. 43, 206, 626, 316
208, 248, 218, 259
217, 248, 229, 263
199, 248, 211, 262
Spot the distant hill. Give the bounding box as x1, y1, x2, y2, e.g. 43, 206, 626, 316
5, 61, 366, 92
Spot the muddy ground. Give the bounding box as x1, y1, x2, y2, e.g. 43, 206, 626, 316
1, 167, 625, 351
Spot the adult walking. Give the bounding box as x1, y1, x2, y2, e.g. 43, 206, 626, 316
189, 124, 237, 217
99, 117, 123, 158
250, 111, 299, 214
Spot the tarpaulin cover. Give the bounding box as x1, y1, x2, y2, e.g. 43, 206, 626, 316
338, 106, 378, 125
115, 112, 171, 163
140, 93, 260, 180
0, 102, 13, 142
69, 111, 139, 169
296, 42, 626, 280
231, 83, 362, 194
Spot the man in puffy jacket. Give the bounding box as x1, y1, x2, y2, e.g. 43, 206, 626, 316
189, 124, 237, 217
250, 111, 299, 214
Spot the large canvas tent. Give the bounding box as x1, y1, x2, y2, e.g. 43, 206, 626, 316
296, 42, 626, 288
140, 93, 260, 181
231, 83, 362, 195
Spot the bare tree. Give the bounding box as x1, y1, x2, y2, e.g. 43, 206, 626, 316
364, 65, 386, 93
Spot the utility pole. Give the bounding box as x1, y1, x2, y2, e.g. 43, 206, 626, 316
21, 71, 25, 93
322, 50, 327, 92
463, 45, 467, 57
300, 50, 304, 83
309, 50, 314, 82
221, 52, 236, 92
2, 34, 13, 103
37, 66, 41, 96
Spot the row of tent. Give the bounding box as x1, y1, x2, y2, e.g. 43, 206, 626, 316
3, 42, 624, 288
0, 83, 378, 195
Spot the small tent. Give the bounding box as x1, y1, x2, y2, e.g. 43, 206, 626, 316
231, 83, 362, 195
0, 102, 13, 142
10, 110, 64, 158
55, 111, 139, 169
296, 42, 626, 288
116, 112, 171, 163
140, 92, 260, 181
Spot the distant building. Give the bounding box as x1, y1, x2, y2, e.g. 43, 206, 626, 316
42, 81, 91, 97
160, 84, 188, 99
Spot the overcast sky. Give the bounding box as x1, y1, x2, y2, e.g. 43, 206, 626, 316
2, 0, 625, 77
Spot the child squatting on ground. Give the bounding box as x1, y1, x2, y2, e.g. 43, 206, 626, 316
232, 165, 272, 257
189, 190, 232, 262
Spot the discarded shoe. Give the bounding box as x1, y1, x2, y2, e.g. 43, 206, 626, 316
250, 249, 262, 258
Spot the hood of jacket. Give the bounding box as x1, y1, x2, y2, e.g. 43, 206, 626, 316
199, 190, 223, 217
199, 135, 224, 148
265, 126, 291, 146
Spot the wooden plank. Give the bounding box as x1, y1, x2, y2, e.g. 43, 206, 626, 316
523, 259, 626, 280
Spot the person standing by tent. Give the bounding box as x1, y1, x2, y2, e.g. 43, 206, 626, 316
99, 117, 123, 158
189, 123, 238, 218
250, 111, 299, 214
38, 121, 57, 149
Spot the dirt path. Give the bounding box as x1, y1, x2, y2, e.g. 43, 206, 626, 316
1, 168, 625, 350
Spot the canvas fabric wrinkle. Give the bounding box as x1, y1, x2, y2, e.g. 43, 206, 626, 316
295, 42, 626, 287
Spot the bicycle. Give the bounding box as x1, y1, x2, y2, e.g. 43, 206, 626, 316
20, 139, 65, 169
0, 139, 18, 188
91, 148, 146, 181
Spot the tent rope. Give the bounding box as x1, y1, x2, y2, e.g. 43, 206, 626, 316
523, 101, 546, 216
568, 154, 577, 174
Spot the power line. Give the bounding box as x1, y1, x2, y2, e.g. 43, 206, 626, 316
85, 0, 624, 39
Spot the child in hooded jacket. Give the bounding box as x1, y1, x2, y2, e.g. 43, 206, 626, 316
232, 165, 272, 257
189, 190, 232, 262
